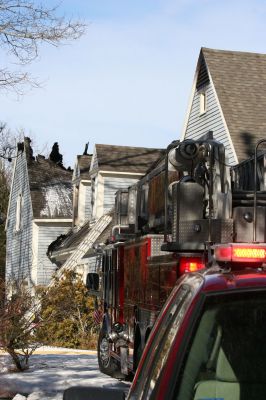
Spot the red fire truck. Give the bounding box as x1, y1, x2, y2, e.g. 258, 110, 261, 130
87, 133, 266, 379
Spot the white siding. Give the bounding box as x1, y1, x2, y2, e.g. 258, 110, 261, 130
73, 161, 80, 180
79, 254, 102, 283
90, 148, 98, 173
184, 83, 236, 165
6, 149, 72, 287
5, 151, 33, 282
77, 181, 91, 226
84, 183, 92, 221
103, 176, 139, 213
35, 223, 72, 286
94, 174, 104, 219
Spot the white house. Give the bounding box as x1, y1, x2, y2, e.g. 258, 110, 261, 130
182, 48, 266, 164
48, 144, 165, 281
5, 137, 73, 287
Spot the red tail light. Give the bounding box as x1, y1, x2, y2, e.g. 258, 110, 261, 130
215, 244, 266, 263
179, 257, 205, 273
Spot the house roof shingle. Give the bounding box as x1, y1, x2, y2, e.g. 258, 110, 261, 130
77, 154, 92, 180
202, 47, 266, 162
93, 144, 165, 174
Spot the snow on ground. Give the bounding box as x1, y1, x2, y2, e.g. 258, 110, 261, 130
0, 347, 131, 399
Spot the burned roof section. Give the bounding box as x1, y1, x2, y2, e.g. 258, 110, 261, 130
27, 149, 73, 219
48, 209, 115, 256
48, 220, 91, 257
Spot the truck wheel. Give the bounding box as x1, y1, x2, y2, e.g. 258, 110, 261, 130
97, 329, 125, 380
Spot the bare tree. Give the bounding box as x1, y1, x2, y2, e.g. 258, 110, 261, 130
0, 277, 42, 371
0, 122, 17, 160
0, 0, 86, 93
0, 161, 8, 278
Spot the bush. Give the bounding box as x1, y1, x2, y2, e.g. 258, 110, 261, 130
37, 270, 97, 349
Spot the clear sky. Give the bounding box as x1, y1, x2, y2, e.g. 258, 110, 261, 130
1, 0, 266, 167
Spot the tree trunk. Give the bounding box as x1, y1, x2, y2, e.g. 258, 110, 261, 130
6, 347, 28, 371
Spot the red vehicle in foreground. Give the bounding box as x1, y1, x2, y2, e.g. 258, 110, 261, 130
64, 256, 266, 399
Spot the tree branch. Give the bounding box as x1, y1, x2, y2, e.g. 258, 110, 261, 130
0, 0, 86, 92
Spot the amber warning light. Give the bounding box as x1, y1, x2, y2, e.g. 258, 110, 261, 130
214, 244, 266, 263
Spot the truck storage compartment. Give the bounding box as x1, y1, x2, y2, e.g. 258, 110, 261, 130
171, 180, 233, 249
233, 206, 266, 242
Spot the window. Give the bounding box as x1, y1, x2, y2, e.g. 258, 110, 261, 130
131, 274, 203, 399
175, 289, 266, 400
15, 193, 23, 231
199, 92, 206, 115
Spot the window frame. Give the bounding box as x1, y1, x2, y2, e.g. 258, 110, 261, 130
129, 275, 203, 400
169, 287, 266, 400
15, 193, 23, 232
199, 91, 207, 115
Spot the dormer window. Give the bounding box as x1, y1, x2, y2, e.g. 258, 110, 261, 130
199, 92, 207, 115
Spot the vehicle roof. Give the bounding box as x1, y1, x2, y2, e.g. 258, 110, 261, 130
189, 267, 266, 293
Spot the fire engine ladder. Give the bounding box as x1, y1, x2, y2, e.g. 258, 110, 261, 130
49, 213, 112, 285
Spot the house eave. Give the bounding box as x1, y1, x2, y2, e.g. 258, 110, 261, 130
49, 247, 74, 261
99, 170, 144, 177
33, 218, 72, 223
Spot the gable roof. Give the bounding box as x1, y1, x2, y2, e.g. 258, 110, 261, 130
91, 144, 165, 174
27, 155, 73, 219
201, 47, 266, 162
75, 154, 92, 180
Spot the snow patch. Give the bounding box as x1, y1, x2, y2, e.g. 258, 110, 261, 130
12, 395, 27, 400
0, 348, 130, 400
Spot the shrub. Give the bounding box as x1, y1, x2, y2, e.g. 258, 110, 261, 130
37, 270, 97, 349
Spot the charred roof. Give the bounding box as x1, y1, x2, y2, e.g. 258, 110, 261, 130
23, 140, 73, 219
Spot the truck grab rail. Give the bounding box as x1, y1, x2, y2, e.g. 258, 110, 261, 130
253, 139, 266, 242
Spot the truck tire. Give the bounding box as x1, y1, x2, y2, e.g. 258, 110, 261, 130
97, 329, 125, 380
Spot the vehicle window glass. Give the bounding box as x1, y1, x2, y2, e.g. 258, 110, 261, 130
132, 274, 203, 400
144, 288, 194, 399
175, 289, 266, 400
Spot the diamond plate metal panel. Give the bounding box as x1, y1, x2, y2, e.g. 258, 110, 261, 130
177, 219, 233, 245
150, 235, 169, 256
171, 181, 204, 242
